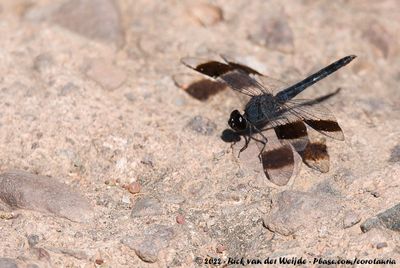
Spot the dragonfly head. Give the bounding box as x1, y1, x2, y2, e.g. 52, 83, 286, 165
228, 110, 247, 131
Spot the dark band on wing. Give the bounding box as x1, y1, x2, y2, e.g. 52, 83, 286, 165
262, 145, 294, 170
182, 57, 268, 96
195, 61, 235, 78
274, 121, 308, 140
304, 120, 342, 133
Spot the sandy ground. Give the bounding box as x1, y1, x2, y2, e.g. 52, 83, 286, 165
0, 0, 399, 267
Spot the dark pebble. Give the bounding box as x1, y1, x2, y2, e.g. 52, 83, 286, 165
186, 116, 216, 135
27, 234, 40, 247
376, 242, 388, 249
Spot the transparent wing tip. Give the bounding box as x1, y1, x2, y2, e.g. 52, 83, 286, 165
180, 57, 201, 69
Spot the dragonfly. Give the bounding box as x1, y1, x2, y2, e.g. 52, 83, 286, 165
181, 54, 356, 185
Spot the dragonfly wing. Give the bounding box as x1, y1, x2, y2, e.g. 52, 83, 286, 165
181, 57, 269, 97
230, 129, 301, 186
273, 121, 310, 152
278, 99, 344, 140
220, 54, 288, 94
257, 129, 301, 186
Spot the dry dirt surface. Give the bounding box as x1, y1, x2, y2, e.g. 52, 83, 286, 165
0, 0, 399, 267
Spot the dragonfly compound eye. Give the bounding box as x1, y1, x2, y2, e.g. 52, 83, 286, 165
228, 110, 247, 131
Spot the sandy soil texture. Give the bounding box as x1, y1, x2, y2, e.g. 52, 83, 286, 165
0, 0, 399, 267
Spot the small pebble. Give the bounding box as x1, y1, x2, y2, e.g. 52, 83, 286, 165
176, 214, 185, 224
27, 234, 40, 247
95, 258, 104, 265
126, 182, 141, 194
376, 242, 388, 249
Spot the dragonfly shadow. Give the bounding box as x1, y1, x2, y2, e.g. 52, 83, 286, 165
221, 129, 241, 143
300, 87, 342, 105
184, 79, 226, 101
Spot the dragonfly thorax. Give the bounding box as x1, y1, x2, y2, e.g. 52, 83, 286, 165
244, 94, 279, 125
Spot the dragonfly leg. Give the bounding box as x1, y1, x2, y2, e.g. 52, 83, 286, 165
253, 137, 266, 162
237, 135, 249, 158
249, 125, 268, 162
